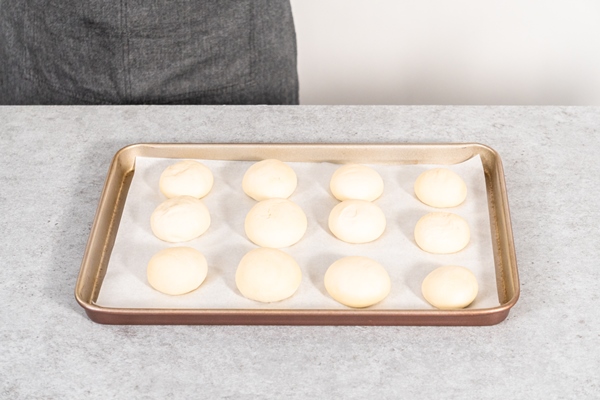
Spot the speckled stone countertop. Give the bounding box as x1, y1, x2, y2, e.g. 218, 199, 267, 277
1, 106, 598, 399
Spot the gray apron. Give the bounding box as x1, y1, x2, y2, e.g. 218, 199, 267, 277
0, 0, 298, 104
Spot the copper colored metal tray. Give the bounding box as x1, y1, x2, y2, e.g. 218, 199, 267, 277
75, 143, 519, 325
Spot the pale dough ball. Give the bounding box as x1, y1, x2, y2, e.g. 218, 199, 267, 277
422, 265, 478, 309
242, 159, 297, 201
159, 160, 214, 199
235, 248, 302, 303
414, 212, 470, 254
324, 256, 391, 308
414, 168, 467, 208
147, 247, 208, 295
151, 196, 211, 242
329, 164, 384, 201
245, 198, 307, 248
328, 200, 386, 244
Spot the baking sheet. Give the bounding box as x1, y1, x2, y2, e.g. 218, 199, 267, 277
96, 155, 499, 310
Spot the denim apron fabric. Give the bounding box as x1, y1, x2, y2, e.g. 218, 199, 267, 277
0, 0, 298, 104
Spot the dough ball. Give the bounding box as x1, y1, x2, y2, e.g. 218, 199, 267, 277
328, 200, 386, 244
329, 164, 384, 201
414, 212, 470, 254
151, 196, 211, 243
235, 248, 302, 303
324, 256, 391, 308
414, 168, 467, 208
422, 265, 478, 309
147, 247, 208, 295
245, 198, 307, 248
159, 160, 214, 199
242, 159, 297, 201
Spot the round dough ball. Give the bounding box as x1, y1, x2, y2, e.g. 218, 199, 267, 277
159, 160, 214, 199
422, 265, 478, 309
151, 196, 211, 242
328, 200, 386, 244
235, 248, 302, 303
329, 164, 384, 201
414, 212, 470, 254
147, 247, 208, 295
245, 199, 307, 248
324, 256, 391, 308
242, 159, 297, 201
414, 168, 467, 208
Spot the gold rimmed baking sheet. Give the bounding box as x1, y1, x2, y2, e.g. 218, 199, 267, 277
75, 143, 519, 325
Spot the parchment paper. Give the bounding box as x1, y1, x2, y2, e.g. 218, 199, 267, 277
96, 155, 499, 309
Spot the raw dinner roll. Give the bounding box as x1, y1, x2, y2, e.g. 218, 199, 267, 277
422, 265, 478, 309
159, 160, 214, 199
235, 248, 302, 303
329, 164, 384, 201
245, 198, 307, 248
414, 212, 470, 254
151, 196, 211, 242
328, 200, 386, 244
414, 168, 467, 208
147, 247, 208, 295
324, 256, 391, 308
242, 159, 297, 201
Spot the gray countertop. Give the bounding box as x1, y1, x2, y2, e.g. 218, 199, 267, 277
1, 106, 599, 399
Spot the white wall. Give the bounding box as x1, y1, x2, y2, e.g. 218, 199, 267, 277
290, 0, 600, 105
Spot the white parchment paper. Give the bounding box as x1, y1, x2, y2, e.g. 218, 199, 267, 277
96, 155, 499, 309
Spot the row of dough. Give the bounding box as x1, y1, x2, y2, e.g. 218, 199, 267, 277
147, 246, 479, 310
152, 194, 471, 254
158, 158, 468, 206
